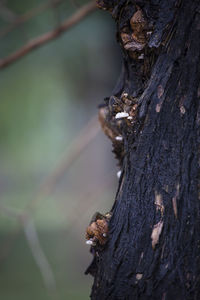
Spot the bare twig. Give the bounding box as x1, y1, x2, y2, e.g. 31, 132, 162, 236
0, 1, 97, 69
0, 204, 57, 296
23, 218, 57, 295
0, 0, 63, 38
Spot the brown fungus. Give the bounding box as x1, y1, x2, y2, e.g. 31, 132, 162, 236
85, 212, 111, 246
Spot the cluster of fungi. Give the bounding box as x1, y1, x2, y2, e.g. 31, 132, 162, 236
85, 0, 151, 248
85, 212, 111, 247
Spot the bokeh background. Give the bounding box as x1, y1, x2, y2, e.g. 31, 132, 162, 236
0, 0, 121, 299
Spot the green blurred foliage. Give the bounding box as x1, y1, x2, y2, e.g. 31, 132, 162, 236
0, 0, 121, 299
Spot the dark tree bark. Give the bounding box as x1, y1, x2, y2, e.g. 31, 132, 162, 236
86, 0, 200, 299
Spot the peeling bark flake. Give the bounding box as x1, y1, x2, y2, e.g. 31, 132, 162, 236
172, 183, 179, 218
157, 85, 164, 98
172, 197, 178, 218
136, 273, 143, 280
156, 103, 162, 112
155, 191, 164, 215
151, 221, 164, 249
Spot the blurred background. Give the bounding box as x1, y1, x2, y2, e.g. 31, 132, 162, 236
0, 0, 121, 299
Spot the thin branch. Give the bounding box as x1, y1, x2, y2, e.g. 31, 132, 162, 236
0, 204, 57, 295
23, 218, 57, 295
0, 0, 64, 38
0, 1, 97, 69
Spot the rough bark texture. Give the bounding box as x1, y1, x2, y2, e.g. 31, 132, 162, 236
86, 0, 200, 299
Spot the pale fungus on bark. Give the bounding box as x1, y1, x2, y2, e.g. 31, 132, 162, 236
115, 136, 123, 141
115, 112, 129, 119
117, 170, 122, 179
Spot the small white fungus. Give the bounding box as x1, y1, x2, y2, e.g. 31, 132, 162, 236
123, 92, 128, 97
115, 112, 129, 119
127, 116, 133, 120
138, 53, 144, 59
86, 240, 93, 245
117, 170, 122, 179
115, 136, 123, 141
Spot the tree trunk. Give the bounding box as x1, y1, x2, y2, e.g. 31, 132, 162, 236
86, 0, 200, 299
